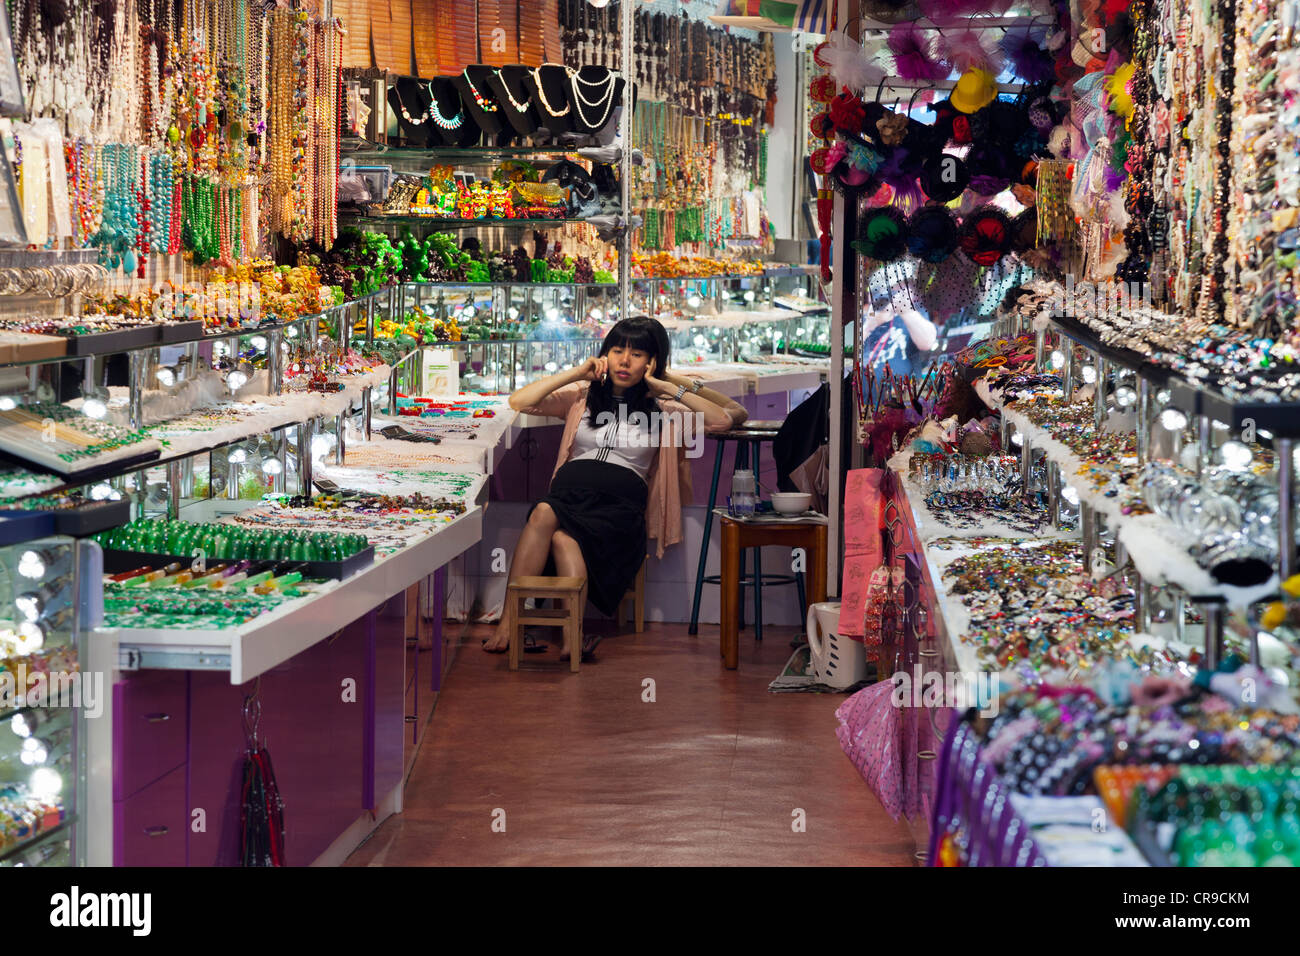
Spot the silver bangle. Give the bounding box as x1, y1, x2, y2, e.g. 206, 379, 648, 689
689, 379, 703, 393
674, 383, 688, 401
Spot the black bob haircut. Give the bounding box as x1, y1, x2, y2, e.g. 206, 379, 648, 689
583, 317, 672, 429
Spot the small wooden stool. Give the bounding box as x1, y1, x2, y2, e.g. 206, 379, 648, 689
506, 576, 587, 672
719, 517, 827, 670
617, 556, 648, 633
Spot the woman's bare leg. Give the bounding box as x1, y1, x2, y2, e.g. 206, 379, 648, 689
483, 503, 559, 652
550, 529, 588, 659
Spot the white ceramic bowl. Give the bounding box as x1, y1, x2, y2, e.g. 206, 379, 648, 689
770, 492, 811, 514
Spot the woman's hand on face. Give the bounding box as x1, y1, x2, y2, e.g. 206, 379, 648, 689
580, 355, 608, 382
643, 357, 670, 396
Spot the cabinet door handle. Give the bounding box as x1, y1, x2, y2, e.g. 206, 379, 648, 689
143, 713, 170, 723
144, 826, 169, 837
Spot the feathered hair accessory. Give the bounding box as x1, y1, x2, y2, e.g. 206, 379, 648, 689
999, 26, 1055, 84
817, 31, 886, 92
888, 22, 946, 82
934, 29, 1003, 75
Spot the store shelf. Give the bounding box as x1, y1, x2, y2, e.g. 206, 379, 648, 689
0, 817, 76, 864
340, 214, 607, 229
107, 503, 483, 683
340, 138, 585, 163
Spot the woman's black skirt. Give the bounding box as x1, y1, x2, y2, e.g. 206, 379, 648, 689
529, 459, 648, 617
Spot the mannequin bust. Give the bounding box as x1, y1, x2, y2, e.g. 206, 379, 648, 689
387, 77, 437, 148
486, 65, 541, 138
529, 63, 574, 139
455, 65, 509, 145
567, 66, 624, 139
428, 76, 480, 148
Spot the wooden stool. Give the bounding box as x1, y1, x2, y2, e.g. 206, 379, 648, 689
506, 576, 587, 673
617, 556, 648, 634
719, 517, 826, 670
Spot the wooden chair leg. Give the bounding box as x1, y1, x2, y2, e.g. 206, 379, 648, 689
569, 591, 582, 673
508, 593, 522, 671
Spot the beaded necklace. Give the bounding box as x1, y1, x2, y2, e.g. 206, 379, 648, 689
429, 84, 464, 130
463, 69, 498, 112
494, 70, 531, 112
396, 82, 435, 126
532, 65, 570, 117
569, 71, 617, 130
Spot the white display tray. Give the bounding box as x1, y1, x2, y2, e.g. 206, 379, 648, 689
101, 504, 483, 683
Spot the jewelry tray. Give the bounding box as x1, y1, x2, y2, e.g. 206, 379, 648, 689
100, 543, 377, 582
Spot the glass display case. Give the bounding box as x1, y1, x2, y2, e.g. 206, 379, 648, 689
0, 535, 85, 867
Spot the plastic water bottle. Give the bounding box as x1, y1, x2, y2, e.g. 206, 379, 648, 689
731, 469, 756, 517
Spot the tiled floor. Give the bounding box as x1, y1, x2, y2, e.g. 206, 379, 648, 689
345, 620, 916, 866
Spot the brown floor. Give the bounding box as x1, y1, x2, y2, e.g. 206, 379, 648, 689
345, 620, 916, 866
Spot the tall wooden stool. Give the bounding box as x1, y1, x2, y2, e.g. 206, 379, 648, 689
719, 517, 826, 669
617, 556, 648, 633
506, 576, 587, 673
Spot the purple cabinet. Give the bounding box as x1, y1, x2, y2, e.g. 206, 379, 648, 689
113, 670, 188, 801
114, 765, 187, 866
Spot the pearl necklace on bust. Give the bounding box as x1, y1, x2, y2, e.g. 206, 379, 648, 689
495, 70, 532, 113
570, 70, 618, 130
532, 64, 571, 117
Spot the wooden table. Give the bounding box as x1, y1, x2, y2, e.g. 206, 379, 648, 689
719, 516, 827, 669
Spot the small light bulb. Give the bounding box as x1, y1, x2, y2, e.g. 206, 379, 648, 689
10, 714, 28, 737
29, 768, 61, 799
1159, 408, 1188, 431
1220, 440, 1252, 472
21, 737, 38, 752
1080, 365, 1096, 384
462, 306, 476, 319
227, 370, 248, 391
1114, 386, 1137, 408
744, 290, 756, 302
1062, 486, 1080, 505
544, 362, 558, 372
90, 483, 112, 501
19, 750, 33, 766
1049, 350, 1065, 369
1157, 389, 1172, 404
589, 308, 603, 320
1259, 429, 1274, 440
228, 448, 248, 464
15, 622, 44, 653
287, 326, 299, 338
261, 457, 283, 475
693, 335, 707, 348
311, 435, 331, 459
687, 295, 702, 309
249, 336, 268, 351
507, 307, 519, 320
15, 595, 40, 622
1010, 432, 1024, 447
31, 746, 46, 764
156, 368, 176, 387
0, 396, 16, 410
17, 551, 46, 579
545, 307, 560, 321
82, 398, 107, 419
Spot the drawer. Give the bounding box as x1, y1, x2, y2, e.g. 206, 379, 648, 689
115, 764, 186, 866
113, 671, 187, 801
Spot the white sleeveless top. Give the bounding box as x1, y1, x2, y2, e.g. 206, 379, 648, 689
570, 398, 658, 482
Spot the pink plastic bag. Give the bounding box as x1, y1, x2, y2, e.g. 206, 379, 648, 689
834, 679, 922, 822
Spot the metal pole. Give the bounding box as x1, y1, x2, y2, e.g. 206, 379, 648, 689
166, 459, 181, 519
1080, 501, 1097, 571
1196, 414, 1211, 479
1020, 438, 1033, 491
128, 350, 145, 431
1280, 437, 1296, 581
1093, 356, 1107, 429
363, 386, 373, 441
1062, 343, 1075, 403
1201, 601, 1225, 669
1136, 376, 1152, 465
335, 413, 347, 466
1047, 460, 1061, 530
616, 0, 632, 330
1035, 328, 1046, 369
298, 421, 313, 497
268, 329, 283, 395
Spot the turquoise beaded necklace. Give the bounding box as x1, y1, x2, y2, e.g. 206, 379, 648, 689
92, 144, 142, 274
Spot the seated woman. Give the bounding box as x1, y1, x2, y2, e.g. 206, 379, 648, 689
484, 317, 748, 660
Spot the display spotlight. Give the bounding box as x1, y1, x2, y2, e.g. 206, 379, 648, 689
226, 369, 249, 391
156, 367, 176, 387
687, 296, 702, 309
17, 549, 54, 580
1220, 441, 1253, 472
261, 458, 283, 476
1114, 386, 1137, 408
29, 768, 61, 799
0, 396, 16, 410
1062, 486, 1080, 506
249, 336, 269, 351
10, 713, 29, 738
1080, 366, 1096, 384
82, 397, 108, 419
1049, 350, 1065, 369
590, 308, 603, 320
90, 483, 113, 501
15, 621, 45, 653
1159, 408, 1188, 431
228, 447, 249, 464
743, 290, 756, 302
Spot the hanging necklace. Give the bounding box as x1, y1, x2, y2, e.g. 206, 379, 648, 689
571, 69, 616, 105
429, 86, 464, 130
494, 70, 531, 113
463, 69, 498, 112
532, 64, 571, 117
